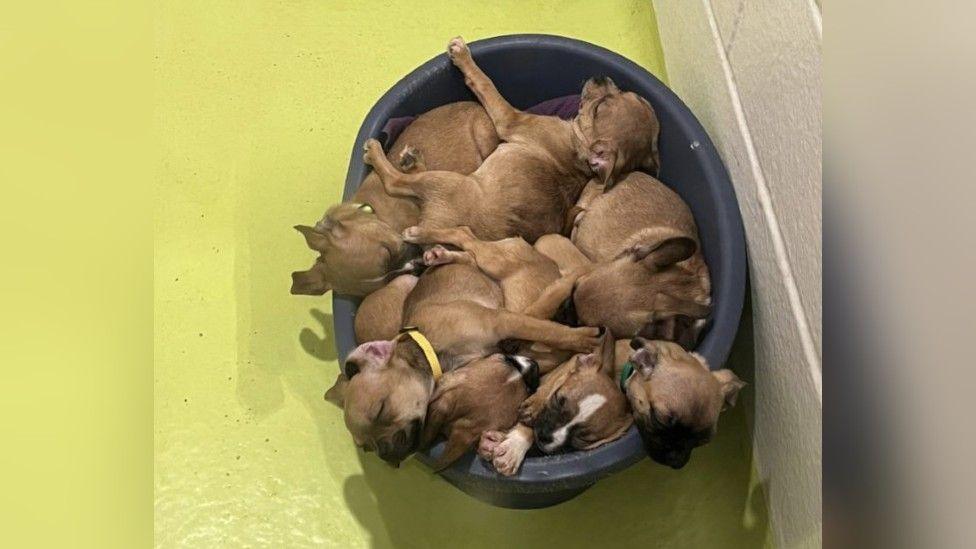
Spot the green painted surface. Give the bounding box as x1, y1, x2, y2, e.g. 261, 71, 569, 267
155, 1, 767, 547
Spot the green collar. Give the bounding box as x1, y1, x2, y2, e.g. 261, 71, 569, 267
619, 361, 635, 392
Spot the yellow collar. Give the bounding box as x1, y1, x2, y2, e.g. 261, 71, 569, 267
395, 327, 442, 381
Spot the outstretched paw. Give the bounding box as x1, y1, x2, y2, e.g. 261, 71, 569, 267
491, 430, 532, 477
447, 36, 470, 65
362, 138, 383, 167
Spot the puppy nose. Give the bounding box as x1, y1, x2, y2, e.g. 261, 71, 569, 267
630, 337, 647, 350
666, 451, 691, 469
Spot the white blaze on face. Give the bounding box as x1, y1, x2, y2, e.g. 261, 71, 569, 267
540, 393, 608, 453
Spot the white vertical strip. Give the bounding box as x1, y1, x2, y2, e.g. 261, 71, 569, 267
702, 0, 823, 400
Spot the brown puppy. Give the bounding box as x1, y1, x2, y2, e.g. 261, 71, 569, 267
572, 171, 711, 345
354, 274, 418, 344
622, 338, 745, 469
328, 263, 600, 466
478, 330, 632, 476
403, 225, 579, 372
292, 101, 499, 297
361, 36, 660, 243
530, 233, 711, 347
420, 353, 538, 470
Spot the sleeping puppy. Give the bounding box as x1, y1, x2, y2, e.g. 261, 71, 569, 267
478, 330, 632, 476
354, 274, 418, 344
326, 263, 600, 467
571, 171, 711, 345
361, 36, 660, 243
531, 233, 710, 348
420, 353, 539, 470
292, 101, 500, 297
622, 338, 745, 469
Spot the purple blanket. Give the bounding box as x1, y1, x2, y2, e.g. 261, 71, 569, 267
380, 95, 581, 149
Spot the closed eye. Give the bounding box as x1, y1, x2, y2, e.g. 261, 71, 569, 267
373, 399, 387, 422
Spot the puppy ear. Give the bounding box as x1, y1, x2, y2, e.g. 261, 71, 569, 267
588, 144, 617, 186
324, 373, 348, 408
636, 96, 661, 176
631, 344, 659, 376
295, 225, 329, 251
641, 146, 661, 176
632, 235, 697, 269
291, 263, 332, 295
712, 369, 746, 410
598, 328, 616, 377
422, 389, 476, 471
582, 76, 620, 99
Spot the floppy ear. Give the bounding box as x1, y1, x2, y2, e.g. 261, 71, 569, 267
598, 328, 616, 377
324, 373, 348, 408
641, 144, 661, 176
291, 263, 332, 295
582, 76, 620, 99
712, 369, 746, 410
632, 235, 697, 269
588, 144, 618, 186
631, 344, 659, 377
422, 386, 478, 471
295, 225, 329, 251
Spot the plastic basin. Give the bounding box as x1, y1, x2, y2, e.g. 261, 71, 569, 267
331, 34, 747, 509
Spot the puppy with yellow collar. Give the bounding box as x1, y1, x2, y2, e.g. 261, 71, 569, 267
328, 262, 600, 467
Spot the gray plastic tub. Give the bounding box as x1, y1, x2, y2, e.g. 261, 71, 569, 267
331, 34, 746, 509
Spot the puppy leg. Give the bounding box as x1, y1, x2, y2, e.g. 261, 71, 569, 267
396, 145, 427, 173
447, 37, 535, 141
494, 310, 599, 353
363, 138, 471, 199
403, 225, 477, 247
533, 234, 593, 275
521, 268, 589, 319
423, 245, 475, 267
405, 226, 531, 281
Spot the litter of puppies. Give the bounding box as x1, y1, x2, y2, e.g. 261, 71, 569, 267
293, 37, 745, 476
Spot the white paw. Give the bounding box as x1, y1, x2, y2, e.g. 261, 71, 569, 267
490, 431, 531, 476
447, 37, 469, 63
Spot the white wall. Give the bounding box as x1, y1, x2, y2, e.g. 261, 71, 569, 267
651, 1, 822, 546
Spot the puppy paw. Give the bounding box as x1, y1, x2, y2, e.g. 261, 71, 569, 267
402, 226, 423, 243
518, 396, 545, 425
477, 430, 505, 461
423, 245, 453, 266
491, 430, 532, 477
447, 36, 470, 64
362, 138, 382, 166
568, 326, 602, 353
397, 145, 424, 172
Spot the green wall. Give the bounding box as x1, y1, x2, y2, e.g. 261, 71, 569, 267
154, 1, 768, 546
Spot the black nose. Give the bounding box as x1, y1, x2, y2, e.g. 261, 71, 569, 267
630, 337, 647, 350
650, 449, 691, 470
